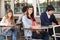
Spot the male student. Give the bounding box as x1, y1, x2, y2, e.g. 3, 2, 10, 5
17, 6, 28, 32
40, 5, 59, 36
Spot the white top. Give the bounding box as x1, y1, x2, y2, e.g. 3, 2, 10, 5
0, 16, 14, 30
22, 15, 32, 37
46, 12, 50, 19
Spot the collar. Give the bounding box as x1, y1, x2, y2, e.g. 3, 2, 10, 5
46, 12, 50, 19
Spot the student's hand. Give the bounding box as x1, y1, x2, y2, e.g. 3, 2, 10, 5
30, 26, 39, 29
35, 25, 41, 29
52, 22, 56, 25
36, 30, 40, 34
5, 29, 9, 32
30, 26, 34, 29
52, 22, 56, 27
5, 28, 9, 32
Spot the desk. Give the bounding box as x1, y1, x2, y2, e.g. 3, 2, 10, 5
21, 26, 52, 40
22, 26, 52, 30
0, 25, 15, 35
16, 22, 22, 26
52, 25, 60, 40
0, 25, 15, 40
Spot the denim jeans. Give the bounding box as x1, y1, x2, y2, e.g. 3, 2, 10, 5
0, 35, 4, 40
32, 31, 49, 40
2, 29, 17, 40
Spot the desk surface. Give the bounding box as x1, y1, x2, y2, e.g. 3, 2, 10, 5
22, 26, 52, 30
16, 22, 22, 25
0, 25, 14, 27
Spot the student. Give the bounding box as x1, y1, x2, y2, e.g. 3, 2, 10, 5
40, 5, 59, 36
1, 9, 17, 40
22, 6, 49, 40
17, 6, 28, 23
40, 5, 58, 26
17, 6, 28, 32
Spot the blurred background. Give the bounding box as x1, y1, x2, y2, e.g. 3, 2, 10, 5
0, 0, 60, 40
0, 0, 60, 24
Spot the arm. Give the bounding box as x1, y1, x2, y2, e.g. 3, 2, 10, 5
17, 14, 23, 23
52, 15, 59, 25
17, 16, 22, 23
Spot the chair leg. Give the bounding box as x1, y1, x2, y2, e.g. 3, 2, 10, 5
5, 35, 8, 40
28, 37, 32, 40
54, 37, 56, 40
26, 37, 28, 40
25, 36, 32, 40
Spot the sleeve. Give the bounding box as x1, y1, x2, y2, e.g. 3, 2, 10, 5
22, 16, 31, 28
40, 13, 52, 26
17, 16, 21, 23
0, 16, 6, 23
17, 14, 23, 23
52, 15, 59, 25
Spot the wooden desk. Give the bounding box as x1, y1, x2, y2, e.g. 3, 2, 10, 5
22, 26, 52, 30
16, 22, 22, 26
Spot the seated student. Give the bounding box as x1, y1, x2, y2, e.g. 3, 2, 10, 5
1, 9, 17, 40
40, 5, 59, 38
22, 6, 49, 40
40, 5, 58, 26
17, 6, 28, 32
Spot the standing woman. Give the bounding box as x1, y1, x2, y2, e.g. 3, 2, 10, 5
22, 6, 49, 40
1, 9, 17, 40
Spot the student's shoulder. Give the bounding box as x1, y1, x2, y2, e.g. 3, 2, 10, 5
51, 14, 55, 17
41, 12, 46, 14
2, 16, 6, 19
41, 12, 46, 15
22, 15, 27, 19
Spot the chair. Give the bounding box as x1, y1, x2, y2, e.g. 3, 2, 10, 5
21, 28, 44, 40
4, 35, 11, 40
24, 36, 32, 40
22, 28, 32, 40
0, 28, 11, 40
52, 25, 60, 40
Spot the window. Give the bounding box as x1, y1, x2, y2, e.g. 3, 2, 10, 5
50, 0, 60, 13
36, 0, 47, 16
14, 0, 33, 14
36, 0, 60, 16
4, 0, 11, 12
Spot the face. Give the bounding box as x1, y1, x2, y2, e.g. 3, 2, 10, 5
48, 10, 54, 15
28, 8, 33, 15
8, 12, 13, 18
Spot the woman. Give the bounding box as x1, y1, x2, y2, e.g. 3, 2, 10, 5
22, 6, 49, 40
1, 9, 17, 40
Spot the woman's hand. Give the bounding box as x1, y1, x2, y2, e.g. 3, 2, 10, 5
5, 29, 9, 32
36, 30, 40, 34
5, 28, 9, 32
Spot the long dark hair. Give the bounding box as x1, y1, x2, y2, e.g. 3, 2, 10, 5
26, 6, 35, 21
